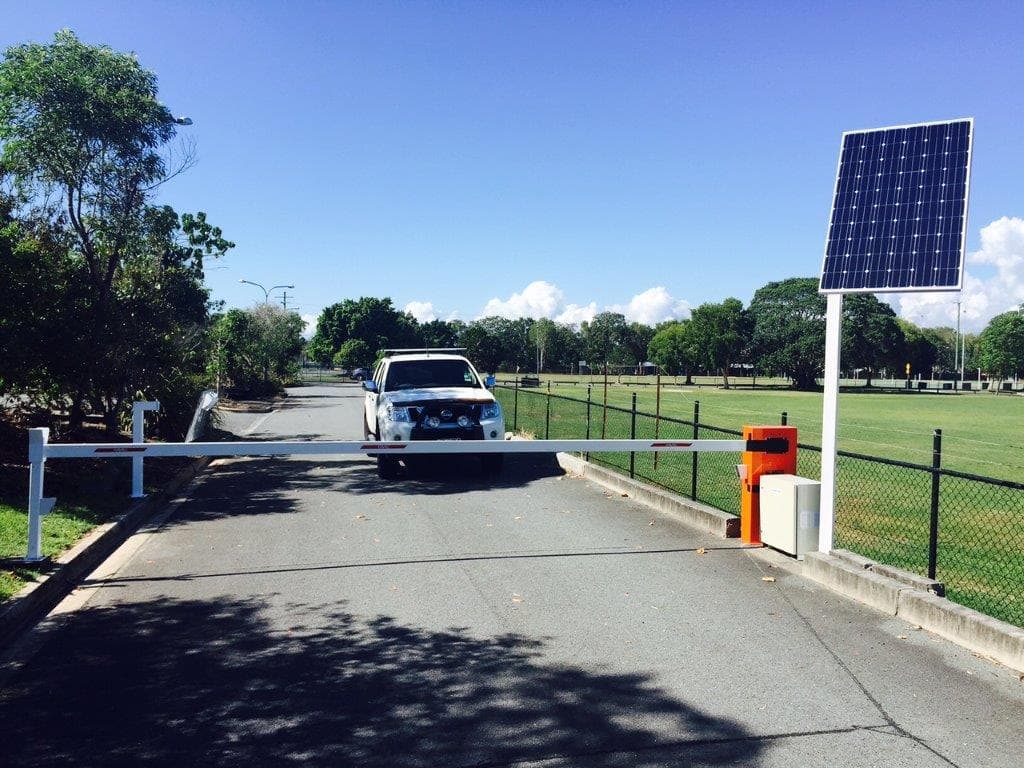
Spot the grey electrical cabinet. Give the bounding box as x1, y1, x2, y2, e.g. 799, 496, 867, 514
759, 474, 821, 559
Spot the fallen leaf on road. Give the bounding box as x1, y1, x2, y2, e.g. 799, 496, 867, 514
648, 520, 655, 526
514, 516, 522, 520
696, 548, 707, 555
897, 635, 908, 640
511, 594, 524, 603
761, 576, 776, 583
355, 514, 368, 521
621, 493, 628, 498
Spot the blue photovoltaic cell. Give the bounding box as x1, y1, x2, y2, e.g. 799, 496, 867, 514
819, 119, 972, 293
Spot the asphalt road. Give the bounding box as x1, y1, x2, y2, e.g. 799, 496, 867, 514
2, 383, 1023, 767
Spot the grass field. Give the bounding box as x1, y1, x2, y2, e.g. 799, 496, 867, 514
502, 376, 1024, 481
496, 379, 1024, 628
0, 455, 191, 602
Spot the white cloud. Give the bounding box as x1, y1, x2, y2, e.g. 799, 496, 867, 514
479, 280, 565, 319
477, 281, 692, 327
404, 301, 437, 322
888, 217, 1024, 332
556, 302, 598, 325
609, 286, 692, 325
300, 313, 316, 340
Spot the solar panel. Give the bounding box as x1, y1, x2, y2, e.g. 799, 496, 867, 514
819, 118, 973, 293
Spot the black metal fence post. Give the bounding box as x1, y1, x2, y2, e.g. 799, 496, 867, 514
691, 400, 700, 500
781, 411, 788, 426
585, 385, 592, 460
928, 429, 942, 579
629, 392, 637, 478
513, 378, 519, 432
545, 383, 551, 440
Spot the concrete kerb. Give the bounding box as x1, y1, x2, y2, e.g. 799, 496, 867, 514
0, 456, 213, 650
554, 451, 740, 538
549, 446, 1024, 674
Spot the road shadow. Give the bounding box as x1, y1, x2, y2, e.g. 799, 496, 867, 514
168, 454, 568, 528
0, 595, 767, 767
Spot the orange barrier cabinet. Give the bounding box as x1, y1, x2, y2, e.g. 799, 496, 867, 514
740, 426, 798, 544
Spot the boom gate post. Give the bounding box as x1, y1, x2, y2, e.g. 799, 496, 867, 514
740, 425, 797, 544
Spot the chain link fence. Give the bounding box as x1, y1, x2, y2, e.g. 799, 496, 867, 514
496, 384, 1024, 628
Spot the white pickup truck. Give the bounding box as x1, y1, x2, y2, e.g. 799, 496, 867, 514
362, 349, 505, 478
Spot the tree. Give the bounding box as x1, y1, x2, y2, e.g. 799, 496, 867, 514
420, 319, 463, 350
529, 318, 556, 373
840, 294, 904, 386
689, 298, 749, 388
332, 339, 370, 370
211, 306, 304, 396
624, 322, 656, 368
581, 312, 632, 367
309, 297, 420, 362
0, 30, 219, 430
748, 278, 825, 390
647, 321, 699, 383
544, 322, 585, 373
0, 191, 80, 409
897, 319, 943, 380
977, 312, 1024, 379
460, 322, 504, 374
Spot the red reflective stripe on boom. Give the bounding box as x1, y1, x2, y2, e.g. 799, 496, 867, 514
650, 442, 693, 448
94, 446, 147, 453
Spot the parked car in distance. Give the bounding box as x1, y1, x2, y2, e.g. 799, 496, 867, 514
350, 368, 370, 381
362, 349, 505, 479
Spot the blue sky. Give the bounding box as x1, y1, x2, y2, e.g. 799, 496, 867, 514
4, 1, 1023, 332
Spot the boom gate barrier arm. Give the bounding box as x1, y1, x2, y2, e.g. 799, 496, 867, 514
23, 426, 796, 561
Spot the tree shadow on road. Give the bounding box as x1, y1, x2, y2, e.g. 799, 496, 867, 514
1, 595, 768, 767
174, 454, 568, 527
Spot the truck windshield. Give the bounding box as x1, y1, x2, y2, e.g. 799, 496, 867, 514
385, 360, 480, 391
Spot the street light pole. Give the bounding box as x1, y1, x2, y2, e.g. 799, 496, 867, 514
953, 300, 960, 384
239, 279, 294, 304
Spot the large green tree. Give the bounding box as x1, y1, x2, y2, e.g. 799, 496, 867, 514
461, 316, 533, 372
647, 320, 700, 383
977, 312, 1024, 379
897, 319, 944, 380
748, 278, 824, 390
689, 298, 749, 388
840, 294, 904, 386
0, 31, 230, 432
580, 312, 633, 367
309, 297, 420, 364
210, 305, 304, 396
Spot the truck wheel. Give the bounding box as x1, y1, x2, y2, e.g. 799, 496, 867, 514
377, 455, 400, 479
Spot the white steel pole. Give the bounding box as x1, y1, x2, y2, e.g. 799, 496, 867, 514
26, 428, 54, 562
819, 293, 843, 554
130, 401, 160, 498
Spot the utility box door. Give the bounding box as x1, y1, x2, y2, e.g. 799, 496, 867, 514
760, 474, 821, 559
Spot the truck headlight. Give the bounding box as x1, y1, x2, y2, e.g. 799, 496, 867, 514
480, 402, 501, 420
386, 404, 411, 422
